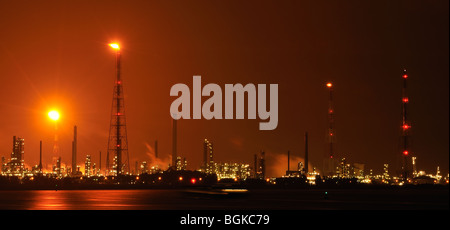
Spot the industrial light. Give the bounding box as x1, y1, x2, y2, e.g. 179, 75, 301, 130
48, 110, 60, 121
109, 43, 120, 50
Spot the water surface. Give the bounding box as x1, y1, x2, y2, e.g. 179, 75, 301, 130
0, 189, 447, 210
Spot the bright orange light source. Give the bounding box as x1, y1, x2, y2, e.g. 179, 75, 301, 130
326, 83, 332, 88
48, 110, 60, 121
179, 176, 183, 181
109, 43, 120, 50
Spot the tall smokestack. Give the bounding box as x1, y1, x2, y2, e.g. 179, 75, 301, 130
39, 140, 43, 173
254, 154, 258, 178
287, 150, 290, 172
203, 139, 208, 172
172, 118, 177, 169
106, 151, 110, 175
260, 151, 266, 179
99, 151, 101, 175
72, 125, 77, 176
305, 132, 309, 174
155, 140, 158, 159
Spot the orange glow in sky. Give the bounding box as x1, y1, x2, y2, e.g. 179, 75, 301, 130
0, 1, 447, 177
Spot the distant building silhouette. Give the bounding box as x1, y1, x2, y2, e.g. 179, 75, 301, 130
72, 126, 77, 176
215, 162, 251, 180
172, 118, 177, 170
383, 164, 390, 180
176, 156, 187, 171
203, 139, 214, 174
85, 155, 92, 177
10, 136, 25, 176
304, 132, 309, 175
53, 157, 62, 178
255, 151, 265, 179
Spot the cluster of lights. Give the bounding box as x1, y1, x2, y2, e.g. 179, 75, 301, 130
16, 52, 449, 187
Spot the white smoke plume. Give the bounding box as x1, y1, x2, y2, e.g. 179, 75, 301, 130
144, 142, 171, 170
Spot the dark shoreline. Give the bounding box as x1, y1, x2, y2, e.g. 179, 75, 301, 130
0, 183, 448, 191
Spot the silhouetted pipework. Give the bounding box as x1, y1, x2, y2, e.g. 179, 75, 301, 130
259, 151, 266, 179
155, 140, 158, 159
254, 151, 265, 179
287, 150, 290, 172
99, 151, 101, 176
304, 132, 308, 175
172, 118, 177, 169
39, 140, 43, 173
203, 139, 214, 174
72, 126, 77, 176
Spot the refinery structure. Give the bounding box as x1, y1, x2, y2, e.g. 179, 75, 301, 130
0, 45, 448, 188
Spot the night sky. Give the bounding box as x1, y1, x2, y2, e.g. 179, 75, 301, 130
0, 0, 448, 177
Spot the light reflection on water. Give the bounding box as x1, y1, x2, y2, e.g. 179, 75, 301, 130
1, 190, 176, 210
0, 189, 447, 210
30, 190, 136, 210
